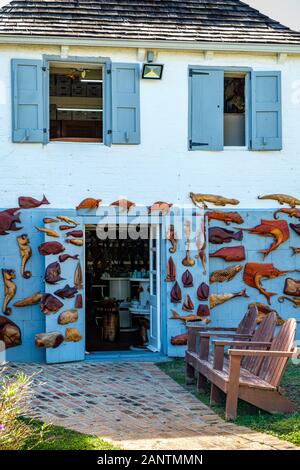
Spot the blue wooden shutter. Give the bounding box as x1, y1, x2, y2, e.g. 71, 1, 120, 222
111, 63, 140, 144
189, 69, 224, 150
12, 59, 45, 143
251, 71, 282, 151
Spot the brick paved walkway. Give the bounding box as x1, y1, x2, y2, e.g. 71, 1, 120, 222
6, 362, 297, 450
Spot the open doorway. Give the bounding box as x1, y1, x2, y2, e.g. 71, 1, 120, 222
85, 225, 161, 353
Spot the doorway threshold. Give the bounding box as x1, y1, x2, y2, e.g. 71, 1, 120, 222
85, 350, 170, 363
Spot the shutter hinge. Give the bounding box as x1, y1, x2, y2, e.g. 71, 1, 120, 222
42, 66, 47, 72
43, 128, 47, 133
107, 69, 111, 75
189, 140, 209, 149
189, 70, 210, 77
107, 130, 112, 135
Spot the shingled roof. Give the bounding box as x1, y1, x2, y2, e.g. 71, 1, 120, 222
0, 0, 299, 45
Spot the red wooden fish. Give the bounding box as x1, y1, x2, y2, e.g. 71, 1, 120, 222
40, 294, 63, 314
148, 201, 173, 215
66, 230, 83, 238
59, 225, 77, 231
197, 282, 209, 301
18, 195, 50, 209
54, 284, 78, 299
166, 257, 176, 282
209, 227, 243, 244
75, 294, 83, 309
38, 242, 65, 256
171, 333, 188, 346
197, 304, 210, 317
59, 254, 79, 263
210, 246, 246, 262
182, 270, 193, 288
110, 199, 136, 212
76, 198, 101, 211
239, 220, 289, 257
170, 282, 182, 304
45, 262, 64, 285
0, 208, 22, 235
207, 211, 244, 225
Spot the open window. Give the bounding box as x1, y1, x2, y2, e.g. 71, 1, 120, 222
224, 73, 246, 147
49, 62, 103, 142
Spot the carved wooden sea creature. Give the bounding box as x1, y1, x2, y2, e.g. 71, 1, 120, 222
14, 292, 42, 307
170, 309, 210, 323
278, 296, 300, 308
197, 305, 210, 317
196, 217, 207, 274
148, 201, 173, 215
166, 257, 176, 282
65, 328, 82, 342
110, 199, 135, 212
66, 230, 83, 238
76, 198, 101, 211
58, 309, 78, 325
74, 262, 83, 290
248, 302, 285, 326
209, 227, 243, 244
75, 294, 83, 309
171, 333, 188, 346
59, 253, 79, 263
18, 195, 50, 209
38, 241, 65, 256
35, 227, 60, 238
166, 225, 177, 253
207, 211, 244, 225
35, 332, 64, 349
0, 208, 22, 235
182, 220, 195, 267
210, 265, 243, 284
57, 216, 78, 226
290, 223, 300, 237
190, 192, 240, 209
170, 282, 182, 304
54, 284, 78, 299
284, 278, 300, 297
66, 239, 83, 247
197, 283, 209, 301
243, 263, 297, 305
209, 289, 248, 309
45, 262, 64, 285
2, 269, 16, 316
274, 208, 300, 220
43, 217, 58, 224
182, 270, 193, 288
182, 295, 194, 312
40, 294, 63, 315
59, 225, 77, 231
239, 220, 289, 257
17, 234, 32, 278
258, 194, 300, 208
210, 246, 246, 262
0, 316, 21, 348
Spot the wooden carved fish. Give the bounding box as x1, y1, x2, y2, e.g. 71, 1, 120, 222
182, 295, 194, 312
35, 332, 64, 349
148, 201, 173, 215
57, 216, 78, 226
209, 227, 243, 244
290, 223, 300, 237
66, 239, 83, 246
207, 211, 244, 225
58, 309, 78, 325
66, 230, 83, 238
248, 302, 285, 326
171, 333, 188, 346
43, 217, 58, 224
110, 199, 135, 212
239, 220, 289, 257
243, 263, 298, 305
0, 316, 22, 349
170, 309, 206, 323
14, 292, 42, 307
59, 225, 77, 231
74, 262, 83, 290
0, 208, 22, 235
190, 192, 240, 209
35, 226, 60, 238
258, 194, 300, 208
210, 246, 246, 262
75, 294, 83, 309
76, 198, 102, 211
274, 208, 300, 221
59, 253, 79, 263
197, 283, 209, 301
38, 241, 65, 256
291, 247, 300, 256
166, 225, 177, 253
45, 261, 64, 285
196, 217, 206, 274
209, 289, 249, 309
283, 278, 300, 297
2, 269, 17, 316
278, 296, 300, 308
40, 294, 63, 315
182, 270, 193, 288
18, 195, 50, 209
170, 282, 182, 304
166, 257, 176, 282
17, 234, 32, 278
197, 304, 210, 317
54, 284, 78, 299
210, 265, 243, 284
65, 328, 82, 342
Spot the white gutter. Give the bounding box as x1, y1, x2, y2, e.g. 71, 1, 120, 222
1, 35, 300, 54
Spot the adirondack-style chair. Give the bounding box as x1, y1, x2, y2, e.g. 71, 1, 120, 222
187, 317, 298, 420
186, 306, 258, 384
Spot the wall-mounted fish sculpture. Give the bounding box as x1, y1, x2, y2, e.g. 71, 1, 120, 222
65, 328, 82, 342
209, 289, 248, 309
18, 195, 50, 209
66, 230, 83, 238
43, 217, 58, 224
76, 198, 101, 211
57, 216, 78, 226
58, 309, 78, 325
38, 241, 65, 256
17, 234, 32, 278
190, 193, 240, 209
197, 282, 209, 301
182, 270, 193, 288
40, 294, 63, 314
171, 333, 188, 346
258, 194, 300, 208
14, 292, 42, 307
243, 263, 298, 305
182, 295, 194, 312
148, 201, 173, 215
170, 309, 210, 323
35, 226, 60, 238
166, 257, 176, 282
45, 261, 64, 285
66, 239, 83, 247
196, 217, 207, 274
75, 294, 83, 309
59, 253, 79, 263
207, 211, 244, 225
210, 246, 246, 262
0, 208, 22, 235
166, 225, 177, 254
74, 262, 83, 290
239, 220, 289, 257
35, 332, 64, 349
54, 284, 78, 299
170, 282, 182, 304
290, 223, 300, 237
210, 265, 243, 284
2, 269, 16, 316
59, 225, 77, 231
0, 316, 21, 348
197, 304, 210, 317
209, 227, 243, 244
110, 199, 135, 212
248, 302, 285, 326
274, 208, 300, 221
278, 296, 300, 308
283, 278, 300, 297
182, 220, 195, 267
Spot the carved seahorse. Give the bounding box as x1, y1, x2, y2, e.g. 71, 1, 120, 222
2, 269, 17, 315
17, 234, 32, 278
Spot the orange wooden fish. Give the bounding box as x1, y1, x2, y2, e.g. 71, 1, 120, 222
148, 201, 173, 215
76, 198, 101, 211
110, 199, 135, 212
66, 239, 83, 247
35, 227, 60, 238
170, 309, 208, 323
239, 219, 289, 257
274, 208, 300, 221
207, 211, 244, 225
43, 218, 58, 224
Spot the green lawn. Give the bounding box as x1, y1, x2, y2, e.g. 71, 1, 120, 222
158, 359, 300, 446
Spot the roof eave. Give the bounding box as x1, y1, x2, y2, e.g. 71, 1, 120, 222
1, 35, 300, 54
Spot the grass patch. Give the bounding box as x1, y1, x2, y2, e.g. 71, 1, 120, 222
158, 359, 300, 446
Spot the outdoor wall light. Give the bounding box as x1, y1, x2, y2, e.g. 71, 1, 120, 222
142, 64, 164, 80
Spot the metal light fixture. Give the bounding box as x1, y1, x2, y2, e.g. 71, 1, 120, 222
142, 64, 164, 80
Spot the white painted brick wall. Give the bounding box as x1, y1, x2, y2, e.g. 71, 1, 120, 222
0, 44, 300, 209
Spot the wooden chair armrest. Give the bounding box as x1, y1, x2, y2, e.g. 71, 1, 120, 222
187, 325, 237, 332
213, 340, 272, 348
198, 332, 252, 339
229, 349, 295, 358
